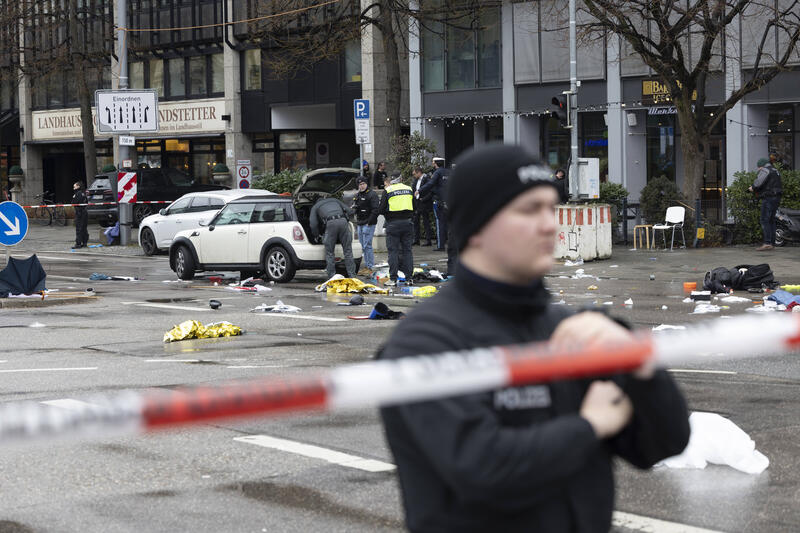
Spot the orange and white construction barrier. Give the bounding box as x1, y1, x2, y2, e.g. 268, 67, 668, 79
1, 313, 798, 445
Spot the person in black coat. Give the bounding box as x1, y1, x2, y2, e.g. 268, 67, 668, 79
411, 167, 433, 246
378, 144, 690, 533
72, 181, 89, 248
372, 161, 387, 190
554, 167, 569, 203
352, 176, 379, 273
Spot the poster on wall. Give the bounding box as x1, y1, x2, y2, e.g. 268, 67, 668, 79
316, 143, 330, 165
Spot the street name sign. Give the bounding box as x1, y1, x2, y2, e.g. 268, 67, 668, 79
0, 201, 28, 246
95, 90, 159, 133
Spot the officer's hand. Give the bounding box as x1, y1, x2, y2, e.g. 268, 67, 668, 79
550, 312, 654, 379
580, 381, 633, 439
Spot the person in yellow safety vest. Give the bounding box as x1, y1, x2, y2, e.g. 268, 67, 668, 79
378, 174, 414, 287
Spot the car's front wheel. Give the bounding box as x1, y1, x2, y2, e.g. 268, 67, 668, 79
263, 246, 296, 283
174, 245, 196, 280
140, 227, 158, 256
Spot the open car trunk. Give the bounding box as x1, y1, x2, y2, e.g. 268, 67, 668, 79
292, 168, 359, 241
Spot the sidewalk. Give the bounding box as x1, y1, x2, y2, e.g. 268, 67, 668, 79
5, 222, 143, 258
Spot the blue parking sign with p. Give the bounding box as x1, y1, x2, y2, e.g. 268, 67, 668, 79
354, 99, 370, 120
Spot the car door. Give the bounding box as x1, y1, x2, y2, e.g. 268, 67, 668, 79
199, 202, 255, 265
154, 196, 193, 248
248, 202, 291, 262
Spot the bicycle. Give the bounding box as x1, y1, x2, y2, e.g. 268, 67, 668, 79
33, 192, 67, 226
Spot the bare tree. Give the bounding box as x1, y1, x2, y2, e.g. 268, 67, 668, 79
580, 0, 800, 205
241, 0, 499, 140
3, 0, 113, 184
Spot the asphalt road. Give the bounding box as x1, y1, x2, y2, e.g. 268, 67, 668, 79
0, 225, 798, 533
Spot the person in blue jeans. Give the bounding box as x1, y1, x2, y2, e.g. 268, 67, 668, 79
750, 157, 782, 251
352, 176, 379, 274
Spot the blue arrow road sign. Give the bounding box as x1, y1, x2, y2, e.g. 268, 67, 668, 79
354, 99, 370, 120
0, 201, 28, 246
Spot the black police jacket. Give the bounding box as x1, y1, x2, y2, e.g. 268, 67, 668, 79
378, 263, 690, 533
72, 190, 88, 216
353, 189, 379, 226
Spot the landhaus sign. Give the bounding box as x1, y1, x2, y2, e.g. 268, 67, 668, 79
32, 98, 226, 141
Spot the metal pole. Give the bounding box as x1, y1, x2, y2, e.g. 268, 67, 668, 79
359, 144, 364, 179
568, 0, 578, 199
117, 0, 132, 246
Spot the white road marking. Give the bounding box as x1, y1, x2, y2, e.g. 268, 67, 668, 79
254, 314, 347, 322
123, 302, 210, 312
0, 360, 6, 363
227, 365, 284, 369
612, 511, 726, 532
669, 369, 737, 375
0, 367, 97, 374
144, 359, 201, 363
15, 255, 89, 262
41, 399, 98, 410
234, 435, 396, 473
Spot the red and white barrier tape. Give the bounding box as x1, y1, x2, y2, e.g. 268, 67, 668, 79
1, 313, 798, 445
21, 201, 172, 209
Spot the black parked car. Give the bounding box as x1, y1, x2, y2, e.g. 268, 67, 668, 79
86, 167, 228, 227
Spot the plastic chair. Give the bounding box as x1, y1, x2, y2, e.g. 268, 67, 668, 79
652, 206, 686, 250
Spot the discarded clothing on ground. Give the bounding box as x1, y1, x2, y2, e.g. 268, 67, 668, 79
369, 302, 405, 320
89, 272, 137, 281
104, 222, 120, 245
250, 300, 301, 313
781, 284, 800, 292
411, 268, 445, 283
0, 254, 47, 295
657, 412, 769, 474
163, 320, 241, 342
766, 289, 800, 307
703, 264, 778, 293
411, 285, 438, 298
315, 274, 389, 294
337, 295, 365, 306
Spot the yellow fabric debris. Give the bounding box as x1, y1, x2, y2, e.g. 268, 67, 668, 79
781, 285, 800, 293
411, 285, 438, 298
324, 277, 389, 294
163, 320, 242, 343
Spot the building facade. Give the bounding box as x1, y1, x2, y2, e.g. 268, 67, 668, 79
5, 0, 386, 205
409, 0, 800, 222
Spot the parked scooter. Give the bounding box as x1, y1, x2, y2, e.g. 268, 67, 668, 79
774, 207, 800, 246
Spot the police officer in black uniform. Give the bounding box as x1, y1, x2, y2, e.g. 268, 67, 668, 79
309, 196, 356, 278
378, 144, 689, 533
72, 181, 89, 248
419, 157, 450, 251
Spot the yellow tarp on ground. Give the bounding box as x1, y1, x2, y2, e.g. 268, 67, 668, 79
163, 320, 242, 343
317, 276, 390, 294
411, 285, 438, 298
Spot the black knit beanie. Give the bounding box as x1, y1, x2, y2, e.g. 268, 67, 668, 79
448, 143, 558, 252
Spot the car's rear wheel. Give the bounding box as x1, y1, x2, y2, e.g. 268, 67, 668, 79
133, 204, 154, 227
174, 245, 196, 280
140, 227, 158, 256
263, 246, 296, 283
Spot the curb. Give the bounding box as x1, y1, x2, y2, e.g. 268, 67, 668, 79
0, 295, 98, 309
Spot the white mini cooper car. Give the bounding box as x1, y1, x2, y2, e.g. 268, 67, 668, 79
168, 169, 362, 282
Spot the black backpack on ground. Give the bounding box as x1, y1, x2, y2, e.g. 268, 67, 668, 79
703, 263, 777, 293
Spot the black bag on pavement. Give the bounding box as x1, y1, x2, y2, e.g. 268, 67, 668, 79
703, 267, 737, 293
731, 264, 777, 290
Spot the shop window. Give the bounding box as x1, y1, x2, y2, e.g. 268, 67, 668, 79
165, 139, 190, 152
149, 60, 164, 97
580, 113, 609, 182
244, 49, 262, 91
211, 53, 224, 94
279, 132, 307, 170
646, 114, 676, 182
344, 40, 362, 82
168, 58, 186, 97
279, 132, 306, 150
189, 56, 207, 97
768, 105, 794, 169
130, 62, 144, 89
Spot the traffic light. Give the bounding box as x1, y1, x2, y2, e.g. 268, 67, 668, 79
551, 94, 571, 128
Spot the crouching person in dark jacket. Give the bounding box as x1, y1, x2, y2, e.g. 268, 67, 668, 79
377, 144, 690, 533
